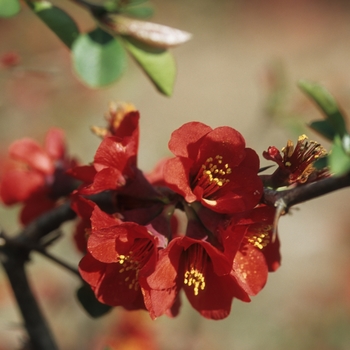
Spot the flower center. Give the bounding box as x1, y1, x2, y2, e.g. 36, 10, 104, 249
282, 135, 328, 184
193, 155, 231, 197
183, 245, 207, 296
117, 238, 153, 291
246, 225, 272, 250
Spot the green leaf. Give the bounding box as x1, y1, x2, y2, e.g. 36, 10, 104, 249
125, 0, 149, 6
313, 156, 328, 170
299, 80, 347, 138
26, 1, 79, 48
72, 28, 127, 88
104, 0, 149, 13
103, 0, 120, 12
329, 135, 350, 175
123, 37, 176, 96
76, 284, 112, 318
0, 0, 20, 17
121, 6, 154, 18
309, 120, 336, 141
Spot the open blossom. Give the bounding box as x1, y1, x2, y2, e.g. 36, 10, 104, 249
144, 236, 250, 320
0, 128, 77, 224
69, 109, 158, 201
70, 133, 138, 195
163, 122, 263, 214
262, 134, 329, 188
79, 206, 160, 310
68, 107, 140, 195
144, 204, 280, 320
228, 204, 281, 296
91, 102, 139, 139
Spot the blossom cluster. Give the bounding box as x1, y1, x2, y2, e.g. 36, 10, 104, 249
69, 103, 281, 320
0, 103, 286, 320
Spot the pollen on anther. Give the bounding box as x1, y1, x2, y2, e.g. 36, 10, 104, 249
184, 268, 206, 296
247, 225, 272, 250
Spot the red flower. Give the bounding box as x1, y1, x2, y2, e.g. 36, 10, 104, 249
0, 128, 77, 224
227, 205, 281, 295
144, 236, 251, 320
79, 206, 159, 310
70, 195, 96, 253
163, 122, 263, 214
91, 102, 139, 139
262, 134, 329, 188
69, 110, 140, 195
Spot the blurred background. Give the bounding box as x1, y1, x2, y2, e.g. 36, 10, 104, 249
1, 0, 350, 349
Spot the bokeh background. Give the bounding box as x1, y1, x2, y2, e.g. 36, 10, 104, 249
1, 0, 350, 349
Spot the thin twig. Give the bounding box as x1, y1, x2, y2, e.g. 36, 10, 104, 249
33, 247, 81, 278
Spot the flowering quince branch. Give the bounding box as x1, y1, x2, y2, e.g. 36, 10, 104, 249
0, 96, 349, 347
263, 173, 350, 212
0, 230, 59, 350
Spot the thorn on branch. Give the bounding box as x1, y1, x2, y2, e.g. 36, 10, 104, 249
263, 173, 350, 242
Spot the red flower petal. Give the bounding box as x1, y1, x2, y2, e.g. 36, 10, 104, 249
112, 110, 140, 141
143, 247, 181, 319
184, 261, 249, 320
201, 169, 263, 213
9, 138, 54, 174
88, 207, 158, 278
67, 165, 97, 184
178, 239, 250, 319
195, 126, 246, 168
44, 128, 65, 160
70, 194, 95, 221
242, 148, 261, 171
163, 157, 196, 202
79, 168, 126, 194
79, 252, 105, 290
262, 233, 281, 272
79, 253, 145, 309
146, 241, 182, 290
87, 208, 126, 263
0, 169, 44, 204
168, 122, 212, 159
20, 194, 56, 225
166, 122, 262, 215
232, 244, 268, 296
94, 136, 136, 176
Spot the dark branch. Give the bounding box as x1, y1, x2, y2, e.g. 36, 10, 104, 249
0, 202, 76, 350
263, 173, 350, 211
13, 201, 76, 245
0, 235, 59, 350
